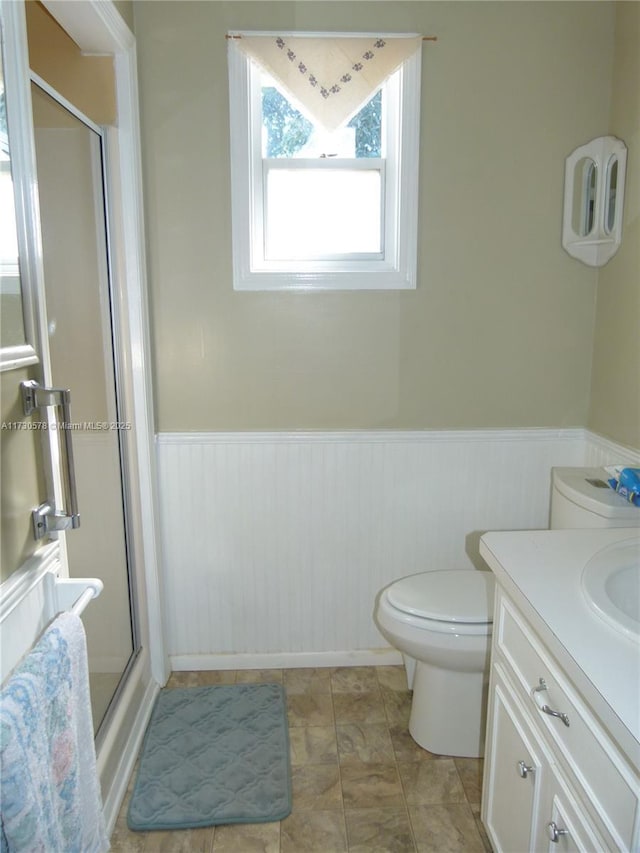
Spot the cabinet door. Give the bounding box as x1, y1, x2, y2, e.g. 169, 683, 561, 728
536, 769, 607, 853
483, 675, 546, 853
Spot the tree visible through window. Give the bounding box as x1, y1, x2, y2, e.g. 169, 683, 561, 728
262, 81, 382, 159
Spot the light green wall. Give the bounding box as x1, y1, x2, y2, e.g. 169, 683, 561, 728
113, 0, 134, 34
1, 366, 47, 582
135, 1, 615, 432
588, 1, 640, 451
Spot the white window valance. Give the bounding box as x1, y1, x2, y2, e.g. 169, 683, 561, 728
233, 32, 422, 132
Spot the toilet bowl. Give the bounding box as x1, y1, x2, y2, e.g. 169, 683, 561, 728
373, 466, 638, 759
374, 569, 494, 758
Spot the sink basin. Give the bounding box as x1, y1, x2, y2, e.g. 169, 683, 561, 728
581, 538, 640, 641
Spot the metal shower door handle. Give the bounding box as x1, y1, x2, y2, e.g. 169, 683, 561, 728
21, 379, 81, 539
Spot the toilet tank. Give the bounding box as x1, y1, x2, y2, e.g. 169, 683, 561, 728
551, 467, 640, 529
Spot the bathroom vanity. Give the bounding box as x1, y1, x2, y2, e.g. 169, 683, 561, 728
479, 528, 640, 852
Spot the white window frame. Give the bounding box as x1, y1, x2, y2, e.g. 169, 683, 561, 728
228, 35, 421, 291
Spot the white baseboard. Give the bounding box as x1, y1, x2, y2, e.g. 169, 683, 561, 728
170, 648, 403, 672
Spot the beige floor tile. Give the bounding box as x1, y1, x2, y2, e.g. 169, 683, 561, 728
398, 760, 467, 806
111, 665, 490, 853
409, 804, 486, 853
287, 693, 335, 726
289, 725, 339, 765
291, 764, 343, 811
211, 821, 280, 852
380, 685, 412, 727
336, 723, 395, 764
453, 757, 484, 807
345, 807, 417, 852
235, 669, 283, 683
280, 810, 348, 852
375, 665, 410, 692
140, 827, 214, 852
283, 667, 332, 695
340, 763, 404, 810
330, 666, 380, 694
333, 692, 386, 725
388, 726, 441, 763
165, 671, 236, 688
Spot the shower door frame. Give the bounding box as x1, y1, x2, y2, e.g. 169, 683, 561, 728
30, 70, 141, 736
1, 0, 167, 827
25, 0, 167, 686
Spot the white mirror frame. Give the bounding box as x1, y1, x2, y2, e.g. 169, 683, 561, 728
562, 135, 627, 268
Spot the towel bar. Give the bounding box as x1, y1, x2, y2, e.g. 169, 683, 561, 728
70, 586, 100, 616
44, 574, 104, 616
1, 572, 104, 686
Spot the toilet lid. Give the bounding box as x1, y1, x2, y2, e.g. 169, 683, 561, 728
386, 570, 494, 623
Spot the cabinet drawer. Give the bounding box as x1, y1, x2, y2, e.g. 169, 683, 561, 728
541, 763, 611, 853
495, 592, 638, 849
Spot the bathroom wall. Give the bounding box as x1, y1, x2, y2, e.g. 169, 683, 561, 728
26, 2, 116, 125
0, 366, 46, 581
134, 1, 614, 432
133, 2, 639, 664
112, 0, 134, 34
588, 1, 640, 452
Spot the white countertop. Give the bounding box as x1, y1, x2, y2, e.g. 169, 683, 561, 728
480, 527, 640, 757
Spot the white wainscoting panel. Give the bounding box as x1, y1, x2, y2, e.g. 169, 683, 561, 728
0, 543, 61, 684
156, 429, 591, 666
583, 431, 640, 467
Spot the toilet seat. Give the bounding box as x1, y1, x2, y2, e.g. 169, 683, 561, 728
386, 570, 494, 625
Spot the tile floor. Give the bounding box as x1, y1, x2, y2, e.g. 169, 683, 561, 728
110, 666, 493, 852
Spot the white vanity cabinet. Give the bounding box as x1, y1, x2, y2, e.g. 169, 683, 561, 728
482, 582, 640, 853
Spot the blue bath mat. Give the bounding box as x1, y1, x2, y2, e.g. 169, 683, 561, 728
127, 683, 291, 830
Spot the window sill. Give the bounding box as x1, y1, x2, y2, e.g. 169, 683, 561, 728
232, 263, 417, 291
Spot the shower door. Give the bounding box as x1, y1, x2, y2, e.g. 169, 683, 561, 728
30, 79, 138, 735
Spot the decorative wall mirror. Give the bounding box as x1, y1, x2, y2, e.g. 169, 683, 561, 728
562, 135, 627, 267
0, 3, 39, 370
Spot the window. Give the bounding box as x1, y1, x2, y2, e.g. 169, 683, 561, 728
228, 34, 422, 291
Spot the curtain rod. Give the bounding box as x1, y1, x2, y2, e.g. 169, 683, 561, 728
225, 34, 437, 42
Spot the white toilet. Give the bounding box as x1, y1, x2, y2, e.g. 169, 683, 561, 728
374, 465, 639, 759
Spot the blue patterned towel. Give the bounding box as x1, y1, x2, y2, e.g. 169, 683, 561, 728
0, 612, 109, 853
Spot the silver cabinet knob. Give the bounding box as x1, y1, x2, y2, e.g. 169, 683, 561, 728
547, 821, 569, 843
517, 760, 535, 778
